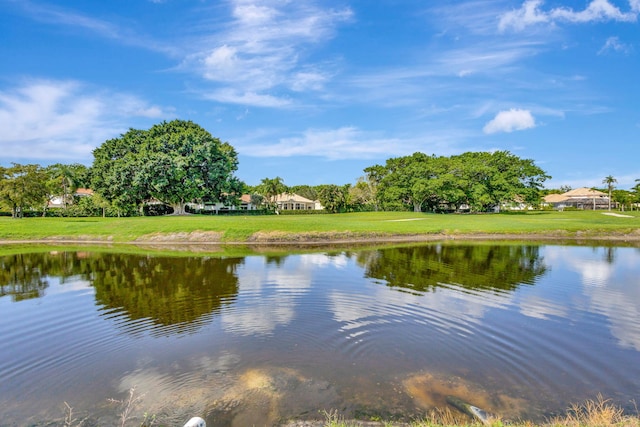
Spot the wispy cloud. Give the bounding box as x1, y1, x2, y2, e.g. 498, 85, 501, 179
483, 108, 536, 134
182, 0, 353, 107
0, 79, 170, 163
8, 0, 177, 54
499, 0, 640, 32
598, 36, 633, 55
238, 127, 402, 159
235, 126, 472, 160
202, 89, 292, 108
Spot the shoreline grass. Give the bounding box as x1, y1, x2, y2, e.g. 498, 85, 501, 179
315, 395, 640, 427
59, 395, 640, 427
1, 211, 639, 245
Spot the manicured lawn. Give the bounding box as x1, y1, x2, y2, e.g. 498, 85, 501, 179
1, 211, 639, 243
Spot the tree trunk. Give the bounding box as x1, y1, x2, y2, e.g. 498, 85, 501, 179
413, 202, 422, 212
171, 201, 186, 215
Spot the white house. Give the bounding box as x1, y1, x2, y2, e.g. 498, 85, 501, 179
273, 193, 323, 211
192, 194, 258, 213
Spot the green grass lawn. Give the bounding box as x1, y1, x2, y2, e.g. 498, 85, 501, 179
1, 210, 639, 243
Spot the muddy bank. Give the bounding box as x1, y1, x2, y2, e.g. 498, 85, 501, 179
3, 229, 640, 247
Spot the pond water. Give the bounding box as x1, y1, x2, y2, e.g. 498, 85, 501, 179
0, 243, 639, 426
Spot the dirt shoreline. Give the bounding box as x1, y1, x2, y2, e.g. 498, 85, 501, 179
2, 230, 640, 246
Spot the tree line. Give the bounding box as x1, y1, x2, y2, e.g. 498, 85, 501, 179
2, 119, 638, 217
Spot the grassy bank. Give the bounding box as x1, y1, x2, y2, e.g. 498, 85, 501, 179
1, 211, 639, 244
317, 395, 640, 427
65, 395, 640, 427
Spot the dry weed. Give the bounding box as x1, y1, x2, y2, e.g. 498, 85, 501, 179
550, 394, 638, 427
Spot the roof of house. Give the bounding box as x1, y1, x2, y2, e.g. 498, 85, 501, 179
543, 193, 568, 203
562, 187, 607, 198
75, 188, 94, 196
273, 193, 316, 203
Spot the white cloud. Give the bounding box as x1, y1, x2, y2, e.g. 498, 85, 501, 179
235, 125, 473, 161
499, 0, 640, 32
0, 79, 170, 163
237, 127, 405, 159
598, 36, 632, 55
290, 71, 329, 92
499, 0, 550, 32
184, 0, 353, 107
483, 108, 536, 134
203, 88, 292, 108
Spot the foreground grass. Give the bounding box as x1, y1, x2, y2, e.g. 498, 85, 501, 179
320, 396, 640, 427
66, 395, 639, 427
1, 211, 639, 244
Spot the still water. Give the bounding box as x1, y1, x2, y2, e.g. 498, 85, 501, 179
0, 243, 639, 426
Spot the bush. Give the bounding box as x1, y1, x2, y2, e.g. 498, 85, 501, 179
278, 209, 328, 215
143, 204, 174, 216
185, 205, 272, 216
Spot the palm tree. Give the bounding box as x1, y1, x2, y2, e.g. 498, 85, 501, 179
602, 175, 617, 211
258, 177, 288, 210
633, 179, 640, 211
48, 163, 78, 210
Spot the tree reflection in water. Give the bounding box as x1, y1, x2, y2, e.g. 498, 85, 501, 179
356, 244, 547, 292
0, 251, 243, 334
0, 251, 79, 302
91, 253, 242, 334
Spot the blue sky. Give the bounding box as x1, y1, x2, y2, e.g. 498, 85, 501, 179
1, 0, 639, 189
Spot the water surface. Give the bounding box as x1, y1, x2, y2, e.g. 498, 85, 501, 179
1, 243, 639, 426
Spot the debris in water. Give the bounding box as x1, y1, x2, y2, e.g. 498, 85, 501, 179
446, 395, 491, 425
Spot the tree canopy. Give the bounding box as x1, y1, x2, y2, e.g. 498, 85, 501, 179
91, 120, 242, 215
0, 163, 49, 218
366, 151, 550, 212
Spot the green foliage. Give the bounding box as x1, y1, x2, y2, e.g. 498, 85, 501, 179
348, 175, 379, 211
369, 151, 550, 213
0, 163, 50, 218
255, 176, 288, 209
290, 184, 318, 201
317, 184, 349, 213
612, 189, 632, 211
91, 120, 242, 215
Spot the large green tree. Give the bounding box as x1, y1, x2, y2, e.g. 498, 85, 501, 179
367, 151, 549, 212
91, 120, 242, 215
317, 184, 349, 213
348, 175, 378, 211
0, 163, 49, 218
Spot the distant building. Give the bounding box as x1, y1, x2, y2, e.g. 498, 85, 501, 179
48, 188, 94, 208
191, 194, 258, 213
273, 193, 323, 211
543, 187, 611, 210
